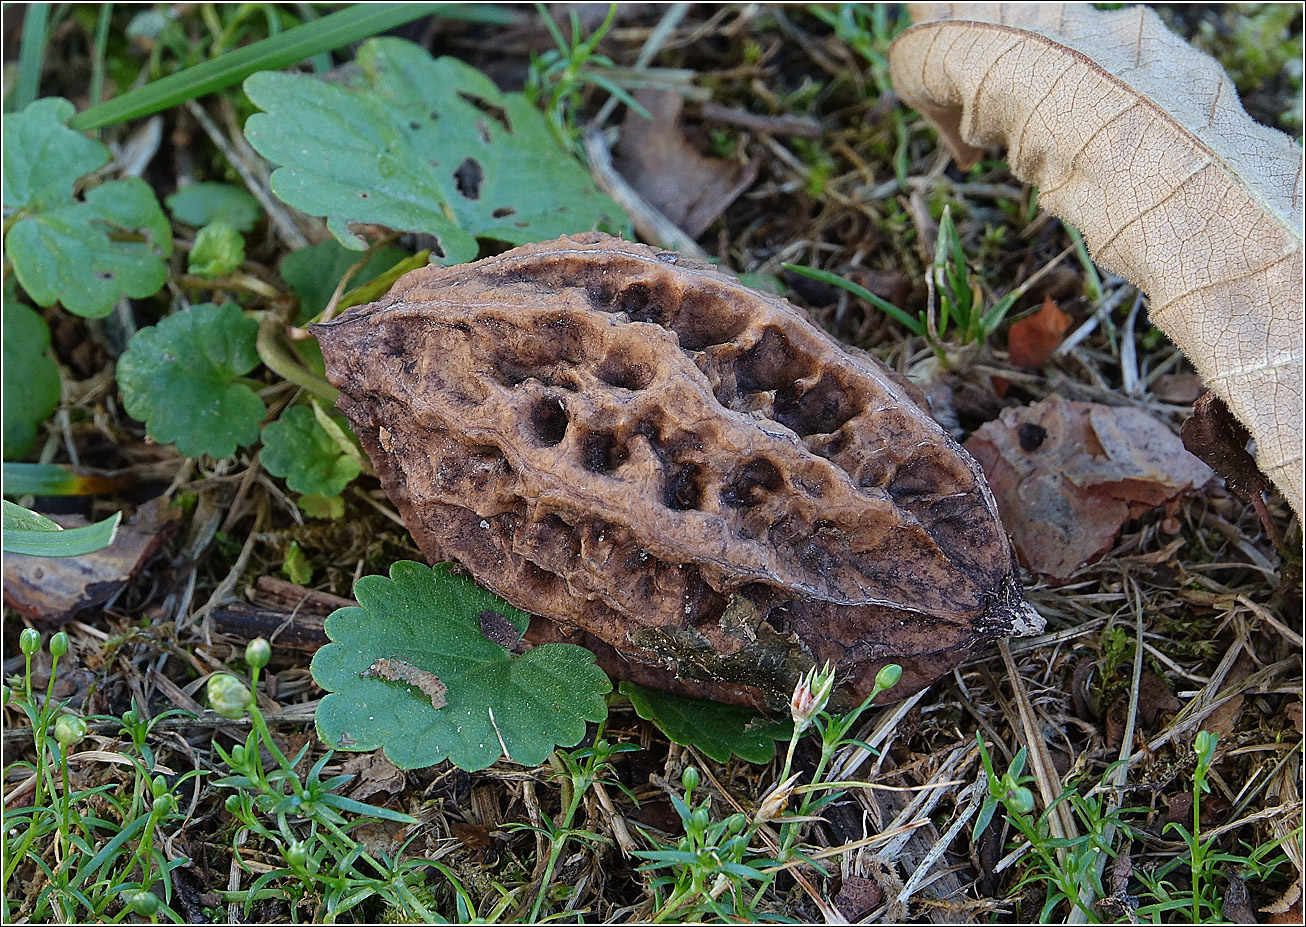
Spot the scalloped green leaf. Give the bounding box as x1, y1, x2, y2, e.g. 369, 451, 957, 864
188, 221, 245, 278
117, 303, 265, 459
3, 299, 61, 458
312, 561, 611, 771
243, 38, 624, 262
261, 405, 361, 497
620, 682, 791, 764
3, 98, 172, 318
166, 182, 262, 232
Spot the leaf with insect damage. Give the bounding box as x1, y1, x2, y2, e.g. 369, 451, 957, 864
312, 561, 610, 771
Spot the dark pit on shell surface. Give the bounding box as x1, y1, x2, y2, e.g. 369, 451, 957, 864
312, 232, 1043, 711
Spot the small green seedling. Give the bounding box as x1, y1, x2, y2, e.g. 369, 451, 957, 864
116, 302, 266, 459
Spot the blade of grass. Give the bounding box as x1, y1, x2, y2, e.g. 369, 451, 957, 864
88, 4, 113, 108
784, 264, 925, 335
2, 501, 122, 557
69, 3, 517, 131
2, 462, 127, 497
13, 2, 51, 113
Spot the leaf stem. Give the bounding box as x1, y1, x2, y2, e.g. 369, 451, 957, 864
256, 314, 338, 406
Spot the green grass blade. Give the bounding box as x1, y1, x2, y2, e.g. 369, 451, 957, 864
784, 263, 925, 336
2, 462, 129, 497
2, 501, 121, 557
14, 3, 51, 112
88, 4, 113, 108
70, 3, 518, 131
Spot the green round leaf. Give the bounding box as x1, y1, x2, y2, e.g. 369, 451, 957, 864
620, 681, 791, 764
166, 182, 262, 232
3, 99, 171, 318
312, 562, 611, 771
188, 220, 245, 278
117, 303, 265, 458
261, 405, 361, 497
243, 38, 624, 262
2, 98, 108, 212
7, 178, 172, 318
3, 300, 61, 458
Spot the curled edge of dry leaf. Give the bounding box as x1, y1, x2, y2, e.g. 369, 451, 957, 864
889, 2, 1305, 517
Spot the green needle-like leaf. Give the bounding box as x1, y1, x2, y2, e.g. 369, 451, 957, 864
313, 562, 611, 771
244, 38, 624, 261
70, 4, 517, 131
117, 303, 266, 459
620, 682, 791, 764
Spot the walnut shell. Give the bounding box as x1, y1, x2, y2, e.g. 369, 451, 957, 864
313, 233, 1041, 710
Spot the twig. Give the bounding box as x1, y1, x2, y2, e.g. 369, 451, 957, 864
582, 127, 710, 262
185, 99, 310, 251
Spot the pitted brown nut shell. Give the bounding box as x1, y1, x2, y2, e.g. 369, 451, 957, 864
313, 233, 1042, 710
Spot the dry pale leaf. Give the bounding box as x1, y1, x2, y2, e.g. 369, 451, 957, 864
890, 3, 1304, 516
614, 89, 758, 238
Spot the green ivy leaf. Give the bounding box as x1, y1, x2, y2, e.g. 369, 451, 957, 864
261, 405, 361, 497
2, 98, 172, 318
280, 240, 410, 324
117, 303, 265, 458
187, 221, 245, 278
3, 299, 61, 458
620, 682, 791, 764
244, 38, 624, 262
312, 562, 611, 771
166, 182, 262, 232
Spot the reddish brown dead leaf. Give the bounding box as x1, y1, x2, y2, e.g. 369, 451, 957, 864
1007, 297, 1072, 369
614, 89, 757, 237
833, 875, 884, 921
451, 821, 493, 850
362, 657, 447, 709
2, 497, 179, 624
964, 395, 1213, 581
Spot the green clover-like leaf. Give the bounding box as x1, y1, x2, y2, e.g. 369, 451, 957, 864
166, 182, 262, 232
117, 302, 265, 459
261, 405, 361, 497
620, 682, 791, 764
243, 38, 624, 262
3, 98, 172, 318
3, 299, 61, 458
188, 221, 245, 278
312, 561, 611, 771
